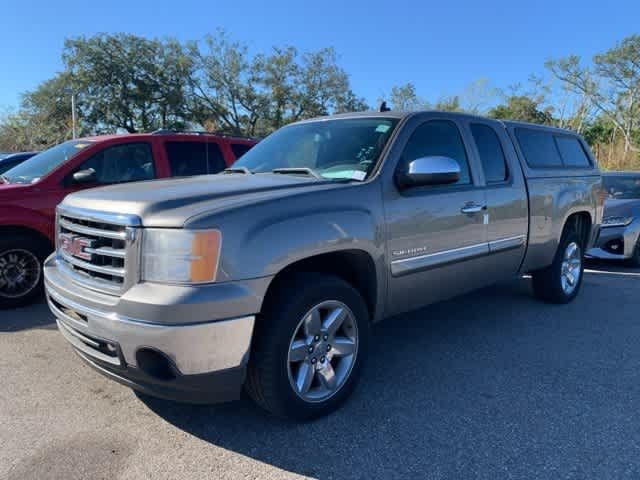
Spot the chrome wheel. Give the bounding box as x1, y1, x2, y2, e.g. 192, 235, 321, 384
560, 241, 582, 295
0, 249, 41, 299
287, 300, 358, 403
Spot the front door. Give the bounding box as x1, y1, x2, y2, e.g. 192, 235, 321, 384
384, 117, 488, 317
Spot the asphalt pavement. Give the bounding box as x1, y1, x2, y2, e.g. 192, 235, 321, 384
2, 261, 640, 479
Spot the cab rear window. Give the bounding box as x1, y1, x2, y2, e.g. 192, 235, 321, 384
515, 128, 591, 169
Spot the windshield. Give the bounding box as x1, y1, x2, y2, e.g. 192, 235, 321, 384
3, 140, 93, 184
233, 117, 399, 181
603, 175, 640, 199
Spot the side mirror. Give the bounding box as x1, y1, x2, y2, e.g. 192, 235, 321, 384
72, 168, 97, 184
396, 156, 461, 189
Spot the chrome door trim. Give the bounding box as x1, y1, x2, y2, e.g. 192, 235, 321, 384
390, 242, 489, 276
488, 235, 526, 253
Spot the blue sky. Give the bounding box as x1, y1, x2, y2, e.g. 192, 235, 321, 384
1, 0, 638, 111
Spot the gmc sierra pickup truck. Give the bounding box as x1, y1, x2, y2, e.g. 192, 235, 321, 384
0, 130, 256, 308
44, 111, 602, 420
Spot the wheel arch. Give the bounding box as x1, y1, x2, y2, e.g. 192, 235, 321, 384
261, 249, 379, 323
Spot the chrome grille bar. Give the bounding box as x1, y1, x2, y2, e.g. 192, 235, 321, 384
59, 218, 127, 240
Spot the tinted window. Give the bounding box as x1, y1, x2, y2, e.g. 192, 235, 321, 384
470, 123, 508, 183
555, 136, 591, 167
403, 120, 471, 185
602, 175, 640, 199
166, 141, 225, 176
74, 143, 154, 184
231, 143, 253, 160
0, 159, 23, 174
516, 128, 562, 168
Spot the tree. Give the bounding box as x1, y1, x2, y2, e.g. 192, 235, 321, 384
384, 83, 429, 111
63, 34, 192, 133
488, 95, 554, 124
547, 34, 640, 154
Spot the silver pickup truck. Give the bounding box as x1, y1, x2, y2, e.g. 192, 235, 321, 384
44, 111, 602, 420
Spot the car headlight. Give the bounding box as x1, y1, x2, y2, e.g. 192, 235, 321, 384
141, 229, 221, 284
602, 216, 634, 228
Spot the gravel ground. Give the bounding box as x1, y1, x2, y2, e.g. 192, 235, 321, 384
1, 262, 640, 479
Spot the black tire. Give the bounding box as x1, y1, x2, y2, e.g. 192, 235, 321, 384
628, 239, 640, 268
245, 272, 370, 421
0, 234, 50, 309
532, 228, 585, 304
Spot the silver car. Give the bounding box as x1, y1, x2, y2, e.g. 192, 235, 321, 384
587, 172, 640, 266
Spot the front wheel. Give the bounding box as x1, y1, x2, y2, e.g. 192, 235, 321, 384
0, 235, 49, 309
532, 229, 585, 304
245, 273, 370, 421
628, 239, 640, 268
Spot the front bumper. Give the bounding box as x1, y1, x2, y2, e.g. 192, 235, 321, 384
44, 255, 267, 404
586, 221, 640, 261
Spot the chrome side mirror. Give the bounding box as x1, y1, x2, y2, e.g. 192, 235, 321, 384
396, 156, 461, 189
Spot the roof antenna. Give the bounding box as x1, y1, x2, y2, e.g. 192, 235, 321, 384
379, 101, 391, 112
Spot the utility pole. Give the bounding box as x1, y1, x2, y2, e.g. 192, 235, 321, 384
71, 94, 77, 139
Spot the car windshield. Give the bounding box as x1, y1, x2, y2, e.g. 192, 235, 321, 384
603, 175, 640, 199
233, 117, 399, 181
2, 140, 94, 184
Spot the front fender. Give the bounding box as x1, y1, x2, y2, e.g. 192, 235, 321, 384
223, 207, 384, 280
0, 206, 54, 242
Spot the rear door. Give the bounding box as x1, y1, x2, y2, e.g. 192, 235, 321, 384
466, 120, 528, 280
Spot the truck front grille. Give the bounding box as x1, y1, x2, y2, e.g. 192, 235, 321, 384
56, 206, 141, 295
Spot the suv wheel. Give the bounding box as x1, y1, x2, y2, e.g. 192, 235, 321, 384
532, 228, 584, 304
0, 235, 49, 309
245, 273, 370, 421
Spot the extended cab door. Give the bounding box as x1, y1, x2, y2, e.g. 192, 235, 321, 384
465, 120, 528, 280
384, 115, 488, 317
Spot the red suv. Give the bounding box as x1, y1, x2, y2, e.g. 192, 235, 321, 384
0, 130, 257, 308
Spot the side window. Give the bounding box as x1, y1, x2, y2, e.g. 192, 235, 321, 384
515, 128, 563, 168
554, 136, 591, 167
230, 143, 253, 160
206, 143, 226, 173
403, 120, 471, 185
75, 143, 154, 184
470, 123, 508, 183
165, 141, 226, 176
166, 142, 207, 176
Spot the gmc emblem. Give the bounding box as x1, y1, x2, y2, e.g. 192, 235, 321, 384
59, 233, 94, 261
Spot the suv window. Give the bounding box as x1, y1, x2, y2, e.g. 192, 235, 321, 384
231, 143, 252, 160
470, 123, 508, 183
165, 141, 225, 176
74, 142, 154, 184
515, 128, 562, 168
403, 120, 471, 185
555, 136, 591, 167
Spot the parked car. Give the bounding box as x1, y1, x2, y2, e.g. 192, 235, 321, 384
0, 151, 39, 174
0, 130, 257, 307
586, 171, 640, 266
44, 111, 602, 420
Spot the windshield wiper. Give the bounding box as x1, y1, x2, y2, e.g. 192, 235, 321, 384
0, 175, 9, 184
223, 167, 253, 174
272, 167, 322, 179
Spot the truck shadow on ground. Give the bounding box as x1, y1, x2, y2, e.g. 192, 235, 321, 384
139, 272, 632, 478
0, 298, 56, 332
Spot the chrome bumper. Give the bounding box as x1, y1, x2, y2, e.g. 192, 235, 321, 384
44, 254, 260, 403
586, 221, 640, 260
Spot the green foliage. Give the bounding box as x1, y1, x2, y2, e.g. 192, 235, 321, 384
488, 96, 554, 124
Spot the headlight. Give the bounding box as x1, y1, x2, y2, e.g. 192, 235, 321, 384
602, 216, 634, 228
142, 229, 221, 284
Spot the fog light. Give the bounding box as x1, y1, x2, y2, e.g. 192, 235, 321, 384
136, 348, 176, 381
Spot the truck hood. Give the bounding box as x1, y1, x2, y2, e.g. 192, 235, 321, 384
62, 173, 343, 227
603, 198, 640, 219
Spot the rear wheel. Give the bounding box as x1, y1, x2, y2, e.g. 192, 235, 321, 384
532, 229, 584, 304
245, 273, 370, 421
0, 235, 49, 309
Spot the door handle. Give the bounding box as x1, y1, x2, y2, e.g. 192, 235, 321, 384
460, 204, 486, 214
